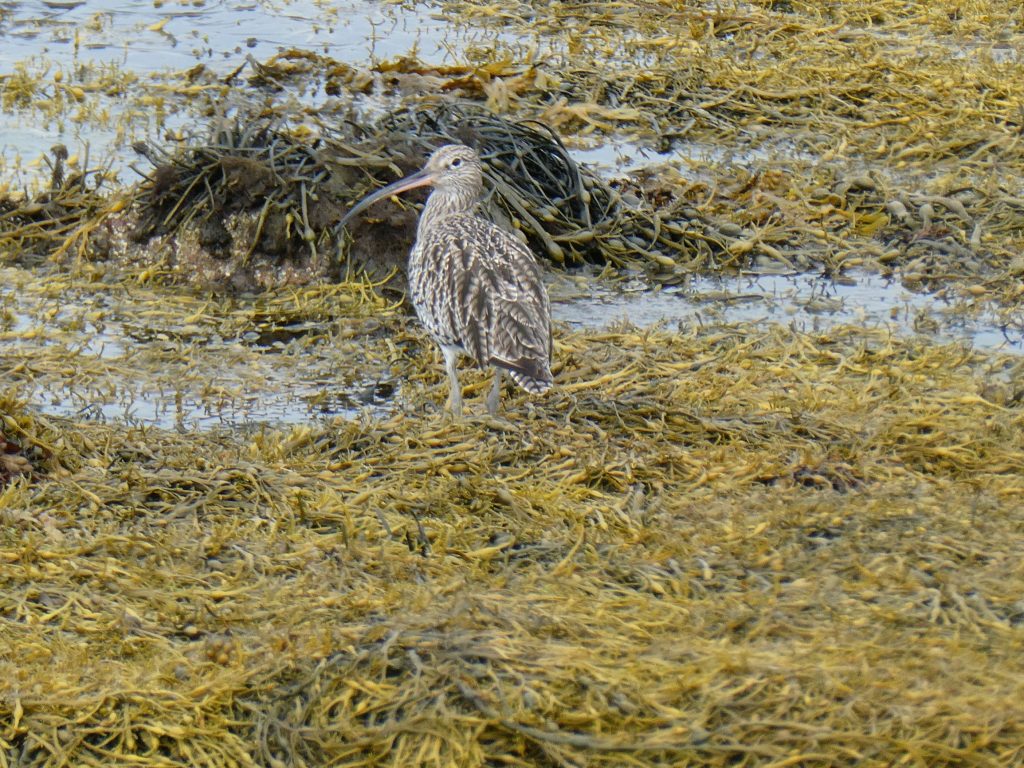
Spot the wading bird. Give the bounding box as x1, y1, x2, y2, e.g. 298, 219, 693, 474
338, 144, 553, 417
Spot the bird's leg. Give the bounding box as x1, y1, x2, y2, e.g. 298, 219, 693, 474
441, 345, 463, 418
486, 369, 503, 416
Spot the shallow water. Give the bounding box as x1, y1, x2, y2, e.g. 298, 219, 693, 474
553, 270, 1024, 353
569, 137, 813, 175
0, 265, 395, 429
3, 262, 1020, 431
0, 0, 472, 174
0, 0, 445, 76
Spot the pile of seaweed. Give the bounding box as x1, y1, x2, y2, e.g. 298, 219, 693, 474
2, 320, 1023, 766
0, 95, 742, 291
82, 103, 738, 290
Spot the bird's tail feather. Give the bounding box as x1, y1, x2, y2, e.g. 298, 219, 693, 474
509, 370, 552, 394
490, 353, 553, 394
502, 363, 553, 394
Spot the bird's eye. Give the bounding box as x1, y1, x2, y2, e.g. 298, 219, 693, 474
450, 157, 463, 168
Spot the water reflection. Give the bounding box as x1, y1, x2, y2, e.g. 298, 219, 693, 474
552, 269, 1024, 353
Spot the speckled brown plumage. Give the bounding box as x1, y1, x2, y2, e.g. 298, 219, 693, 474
339, 144, 553, 416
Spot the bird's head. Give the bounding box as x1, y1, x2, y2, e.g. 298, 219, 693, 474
421, 144, 483, 192
337, 144, 483, 232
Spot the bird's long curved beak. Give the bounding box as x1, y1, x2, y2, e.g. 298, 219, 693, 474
337, 168, 435, 232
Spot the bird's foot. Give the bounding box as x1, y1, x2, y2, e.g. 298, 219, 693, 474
485, 370, 503, 416
445, 391, 464, 420
485, 391, 501, 417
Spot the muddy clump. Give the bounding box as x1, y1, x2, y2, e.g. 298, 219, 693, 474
0, 429, 32, 484
94, 121, 359, 291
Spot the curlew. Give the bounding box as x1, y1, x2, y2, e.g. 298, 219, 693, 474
338, 144, 553, 417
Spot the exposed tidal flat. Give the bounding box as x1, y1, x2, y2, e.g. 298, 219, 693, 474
2, 2, 1024, 765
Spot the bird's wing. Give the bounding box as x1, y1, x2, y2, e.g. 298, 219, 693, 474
424, 215, 552, 385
